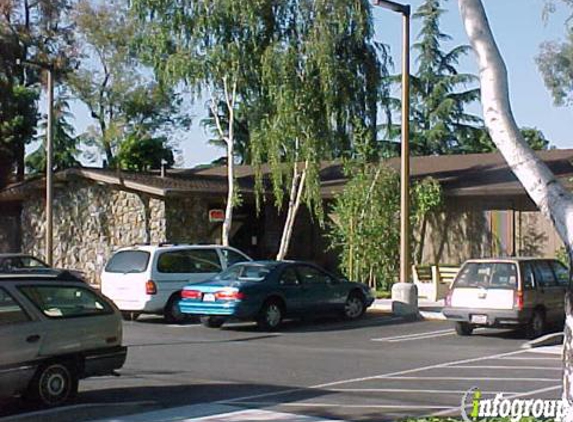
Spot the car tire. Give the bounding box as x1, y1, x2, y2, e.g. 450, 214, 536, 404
526, 310, 546, 339
121, 311, 140, 321
257, 300, 283, 331
164, 294, 190, 324
26, 362, 78, 407
455, 322, 474, 336
200, 316, 225, 328
342, 292, 366, 320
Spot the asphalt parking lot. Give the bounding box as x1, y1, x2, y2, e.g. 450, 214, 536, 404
0, 312, 563, 422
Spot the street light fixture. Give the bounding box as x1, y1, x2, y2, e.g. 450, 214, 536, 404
374, 0, 411, 285
17, 58, 55, 266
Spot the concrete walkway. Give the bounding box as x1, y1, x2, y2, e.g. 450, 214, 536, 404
371, 298, 446, 320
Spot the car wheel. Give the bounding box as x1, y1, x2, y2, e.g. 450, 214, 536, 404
200, 316, 225, 328
343, 292, 366, 320
164, 295, 190, 324
257, 300, 283, 331
26, 362, 78, 407
526, 310, 546, 339
455, 322, 474, 336
121, 311, 140, 321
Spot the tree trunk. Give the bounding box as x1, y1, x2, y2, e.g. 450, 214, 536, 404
210, 78, 237, 247
458, 0, 573, 411
222, 138, 234, 247
276, 162, 308, 260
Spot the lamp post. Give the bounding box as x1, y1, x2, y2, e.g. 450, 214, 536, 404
374, 0, 411, 285
17, 59, 55, 265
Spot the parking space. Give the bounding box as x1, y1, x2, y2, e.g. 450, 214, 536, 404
218, 347, 562, 421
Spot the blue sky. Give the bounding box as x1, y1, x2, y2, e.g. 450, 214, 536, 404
66, 0, 572, 168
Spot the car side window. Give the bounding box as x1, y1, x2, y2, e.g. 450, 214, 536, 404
521, 263, 536, 290
0, 287, 30, 325
279, 268, 300, 286
19, 285, 113, 319
550, 261, 570, 287
297, 266, 331, 285
221, 249, 249, 267
533, 261, 557, 287
157, 249, 222, 273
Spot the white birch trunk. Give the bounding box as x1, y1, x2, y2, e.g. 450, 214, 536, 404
209, 77, 237, 247
276, 161, 308, 260
459, 0, 573, 413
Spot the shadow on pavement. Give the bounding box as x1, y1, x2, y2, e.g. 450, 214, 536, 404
0, 380, 395, 422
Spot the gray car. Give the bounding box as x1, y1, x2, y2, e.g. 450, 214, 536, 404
0, 273, 127, 406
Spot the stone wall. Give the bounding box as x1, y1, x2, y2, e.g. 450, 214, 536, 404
0, 205, 20, 253
165, 197, 218, 244
21, 180, 166, 284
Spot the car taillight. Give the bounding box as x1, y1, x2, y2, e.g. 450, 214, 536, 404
181, 289, 202, 299
146, 280, 157, 295
215, 290, 245, 301
445, 290, 452, 307
514, 290, 524, 310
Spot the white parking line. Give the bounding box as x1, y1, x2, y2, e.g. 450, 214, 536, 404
230, 401, 452, 410
498, 356, 561, 361
387, 331, 455, 342
221, 348, 530, 406
379, 376, 558, 382
371, 328, 453, 342
329, 388, 520, 395
448, 365, 562, 371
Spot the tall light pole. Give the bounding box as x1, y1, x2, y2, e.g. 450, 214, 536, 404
374, 0, 411, 285
17, 59, 55, 265
46, 66, 54, 266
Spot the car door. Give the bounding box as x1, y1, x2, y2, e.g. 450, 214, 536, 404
295, 265, 339, 314
276, 266, 305, 316
155, 248, 222, 296
532, 260, 562, 324
0, 287, 42, 398
549, 260, 568, 319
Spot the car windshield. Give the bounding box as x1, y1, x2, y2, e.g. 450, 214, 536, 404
454, 262, 518, 289
216, 264, 271, 282
105, 251, 150, 273
0, 256, 48, 271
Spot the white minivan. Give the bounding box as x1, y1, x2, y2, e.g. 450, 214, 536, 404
100, 244, 251, 323
443, 257, 568, 338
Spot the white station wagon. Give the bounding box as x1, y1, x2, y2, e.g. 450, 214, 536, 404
443, 257, 568, 338
0, 272, 127, 406
101, 244, 251, 322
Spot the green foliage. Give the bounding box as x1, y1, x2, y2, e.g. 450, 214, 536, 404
381, 0, 485, 155
249, 0, 385, 221
537, 26, 573, 107
26, 95, 80, 174
115, 134, 174, 172
69, 0, 184, 166
328, 158, 442, 290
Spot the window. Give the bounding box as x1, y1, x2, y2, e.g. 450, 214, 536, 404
521, 263, 536, 290
533, 261, 557, 287
0, 288, 29, 325
157, 249, 221, 273
221, 249, 249, 267
550, 261, 570, 287
0, 256, 48, 271
279, 268, 300, 286
454, 262, 517, 289
297, 266, 331, 285
105, 251, 150, 273
19, 286, 113, 319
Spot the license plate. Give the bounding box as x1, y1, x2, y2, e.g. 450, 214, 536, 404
471, 314, 487, 324
203, 293, 215, 302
